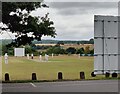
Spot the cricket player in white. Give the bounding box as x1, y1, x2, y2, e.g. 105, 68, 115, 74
45, 54, 49, 62
39, 55, 42, 61
31, 53, 33, 59
52, 53, 54, 58
27, 54, 29, 59
4, 53, 8, 64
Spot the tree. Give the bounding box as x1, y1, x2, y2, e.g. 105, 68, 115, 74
77, 42, 80, 45
1, 2, 56, 47
57, 41, 64, 45
84, 46, 90, 54
46, 46, 65, 54
76, 47, 84, 54
89, 38, 94, 44
90, 49, 94, 55
66, 47, 76, 54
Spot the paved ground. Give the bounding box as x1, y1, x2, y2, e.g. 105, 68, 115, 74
2, 80, 119, 92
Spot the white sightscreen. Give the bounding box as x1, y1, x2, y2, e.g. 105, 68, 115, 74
94, 15, 119, 74
14, 48, 25, 56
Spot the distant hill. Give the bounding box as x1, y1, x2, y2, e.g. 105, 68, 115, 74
0, 39, 94, 46
0, 39, 12, 45
33, 39, 94, 44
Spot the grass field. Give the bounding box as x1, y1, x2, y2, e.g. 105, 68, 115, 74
2, 55, 106, 81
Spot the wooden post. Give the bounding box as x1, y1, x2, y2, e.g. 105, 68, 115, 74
32, 73, 37, 80
105, 72, 110, 78
80, 72, 85, 79
58, 72, 63, 80
91, 72, 96, 77
112, 73, 117, 78
5, 73, 10, 81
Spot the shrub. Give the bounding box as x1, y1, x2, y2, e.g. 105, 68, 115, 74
66, 47, 76, 54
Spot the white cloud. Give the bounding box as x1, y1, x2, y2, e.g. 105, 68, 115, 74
0, 31, 16, 40
32, 2, 117, 40
2, 2, 118, 41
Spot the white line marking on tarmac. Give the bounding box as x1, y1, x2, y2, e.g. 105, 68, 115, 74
30, 83, 37, 87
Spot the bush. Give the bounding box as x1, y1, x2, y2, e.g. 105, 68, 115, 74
46, 46, 65, 55
36, 45, 52, 50
90, 49, 94, 55
76, 48, 84, 54
84, 46, 90, 54
8, 49, 14, 55
66, 47, 76, 54
25, 45, 33, 54
2, 45, 14, 56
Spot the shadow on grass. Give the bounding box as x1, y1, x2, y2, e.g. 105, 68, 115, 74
2, 77, 120, 83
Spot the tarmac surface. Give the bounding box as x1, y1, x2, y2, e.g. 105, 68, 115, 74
2, 80, 119, 92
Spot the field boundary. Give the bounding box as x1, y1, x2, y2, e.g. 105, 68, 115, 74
2, 78, 120, 83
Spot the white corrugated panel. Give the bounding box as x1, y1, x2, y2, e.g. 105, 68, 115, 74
94, 15, 119, 74
118, 19, 120, 37
94, 15, 118, 22
104, 38, 118, 54
118, 55, 120, 71
104, 55, 118, 72
94, 55, 103, 70
94, 20, 103, 37
118, 38, 120, 54
94, 38, 103, 54
104, 21, 118, 37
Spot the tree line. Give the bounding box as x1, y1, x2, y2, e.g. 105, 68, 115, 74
46, 45, 94, 56
33, 38, 94, 44
2, 44, 94, 56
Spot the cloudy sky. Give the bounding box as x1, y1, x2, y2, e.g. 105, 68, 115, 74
1, 1, 118, 40
31, 2, 118, 40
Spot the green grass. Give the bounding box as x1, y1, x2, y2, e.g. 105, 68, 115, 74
1, 55, 108, 81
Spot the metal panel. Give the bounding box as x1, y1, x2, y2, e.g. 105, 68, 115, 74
104, 55, 118, 73
104, 38, 118, 54
118, 38, 120, 54
118, 17, 120, 37
94, 15, 119, 74
94, 20, 103, 37
118, 55, 120, 73
94, 38, 103, 54
94, 15, 118, 22
104, 21, 118, 37
94, 55, 103, 71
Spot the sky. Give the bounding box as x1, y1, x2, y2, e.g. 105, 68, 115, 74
31, 2, 118, 40
1, 1, 118, 41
